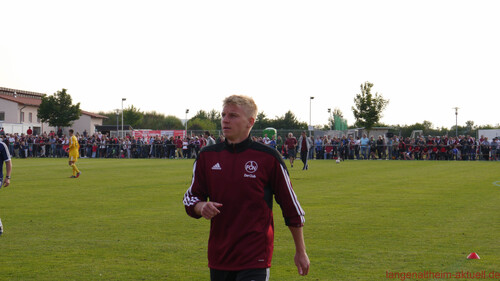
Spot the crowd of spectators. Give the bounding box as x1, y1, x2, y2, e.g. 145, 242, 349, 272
294, 134, 499, 161
0, 127, 498, 161
0, 129, 225, 160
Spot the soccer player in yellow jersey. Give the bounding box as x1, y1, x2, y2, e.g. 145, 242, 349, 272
68, 129, 81, 178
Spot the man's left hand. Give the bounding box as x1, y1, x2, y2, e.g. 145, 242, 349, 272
294, 251, 310, 276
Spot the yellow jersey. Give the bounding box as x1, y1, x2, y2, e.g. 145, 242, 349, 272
69, 135, 80, 156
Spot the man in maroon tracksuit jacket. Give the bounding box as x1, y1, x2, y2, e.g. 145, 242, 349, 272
183, 95, 310, 281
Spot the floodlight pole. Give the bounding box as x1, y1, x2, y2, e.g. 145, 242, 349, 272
309, 97, 314, 136
328, 108, 332, 130
121, 98, 126, 138
115, 109, 120, 137
453, 107, 459, 137
185, 109, 189, 137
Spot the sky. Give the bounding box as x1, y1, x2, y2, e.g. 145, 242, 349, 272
1, 0, 499, 129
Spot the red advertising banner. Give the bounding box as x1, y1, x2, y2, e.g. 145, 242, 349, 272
133, 130, 186, 139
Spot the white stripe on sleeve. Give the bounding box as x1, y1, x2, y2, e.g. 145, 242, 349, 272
279, 164, 305, 223
183, 161, 200, 206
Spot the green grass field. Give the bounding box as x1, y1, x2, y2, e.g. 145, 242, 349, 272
0, 158, 499, 280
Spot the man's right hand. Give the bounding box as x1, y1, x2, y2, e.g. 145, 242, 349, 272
195, 201, 223, 220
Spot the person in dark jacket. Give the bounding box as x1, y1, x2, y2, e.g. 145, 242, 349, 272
183, 95, 309, 281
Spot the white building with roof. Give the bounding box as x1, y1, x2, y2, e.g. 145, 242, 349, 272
0, 87, 106, 135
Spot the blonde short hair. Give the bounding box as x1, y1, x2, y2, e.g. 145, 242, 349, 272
223, 95, 258, 119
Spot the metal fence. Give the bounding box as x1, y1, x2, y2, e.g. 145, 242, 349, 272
6, 143, 499, 161
306, 144, 498, 161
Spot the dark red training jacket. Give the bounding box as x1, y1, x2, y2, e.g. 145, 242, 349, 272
183, 137, 305, 271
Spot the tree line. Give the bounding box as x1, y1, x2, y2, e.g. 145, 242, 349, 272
99, 107, 309, 131
39, 85, 499, 138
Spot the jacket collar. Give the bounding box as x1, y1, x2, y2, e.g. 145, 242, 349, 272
224, 136, 252, 153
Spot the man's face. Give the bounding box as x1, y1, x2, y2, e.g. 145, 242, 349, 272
221, 104, 254, 143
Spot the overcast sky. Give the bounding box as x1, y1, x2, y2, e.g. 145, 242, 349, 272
1, 0, 499, 128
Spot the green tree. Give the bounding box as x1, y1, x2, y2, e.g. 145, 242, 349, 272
123, 105, 143, 128
191, 110, 210, 120
188, 118, 217, 131
352, 82, 389, 132
465, 120, 475, 133
99, 111, 118, 126
142, 112, 183, 130
270, 111, 308, 130
100, 109, 184, 130
422, 120, 433, 131
190, 109, 222, 130
37, 88, 81, 128
208, 109, 221, 130
254, 112, 270, 130
163, 115, 184, 129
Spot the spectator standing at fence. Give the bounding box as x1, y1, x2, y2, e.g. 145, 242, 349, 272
275, 135, 283, 156
188, 137, 195, 158
86, 137, 93, 158
125, 137, 131, 158
470, 136, 478, 160
481, 137, 490, 160
91, 141, 98, 158
199, 135, 206, 149
347, 137, 353, 159
36, 136, 44, 157
183, 95, 309, 281
26, 136, 33, 157
436, 136, 446, 160
44, 134, 50, 157
204, 131, 215, 147
193, 137, 201, 158
376, 136, 385, 160
360, 134, 369, 159
99, 137, 106, 158
175, 136, 183, 159
491, 138, 498, 161
269, 135, 277, 151
13, 138, 19, 158
307, 136, 314, 160
8, 135, 15, 156
182, 137, 189, 158
168, 137, 174, 158
340, 136, 348, 161
385, 136, 393, 160
324, 138, 333, 160
314, 137, 322, 160
49, 135, 56, 157
369, 137, 377, 159
21, 140, 28, 158
351, 136, 358, 159
135, 137, 142, 158
169, 137, 177, 158
263, 134, 271, 146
